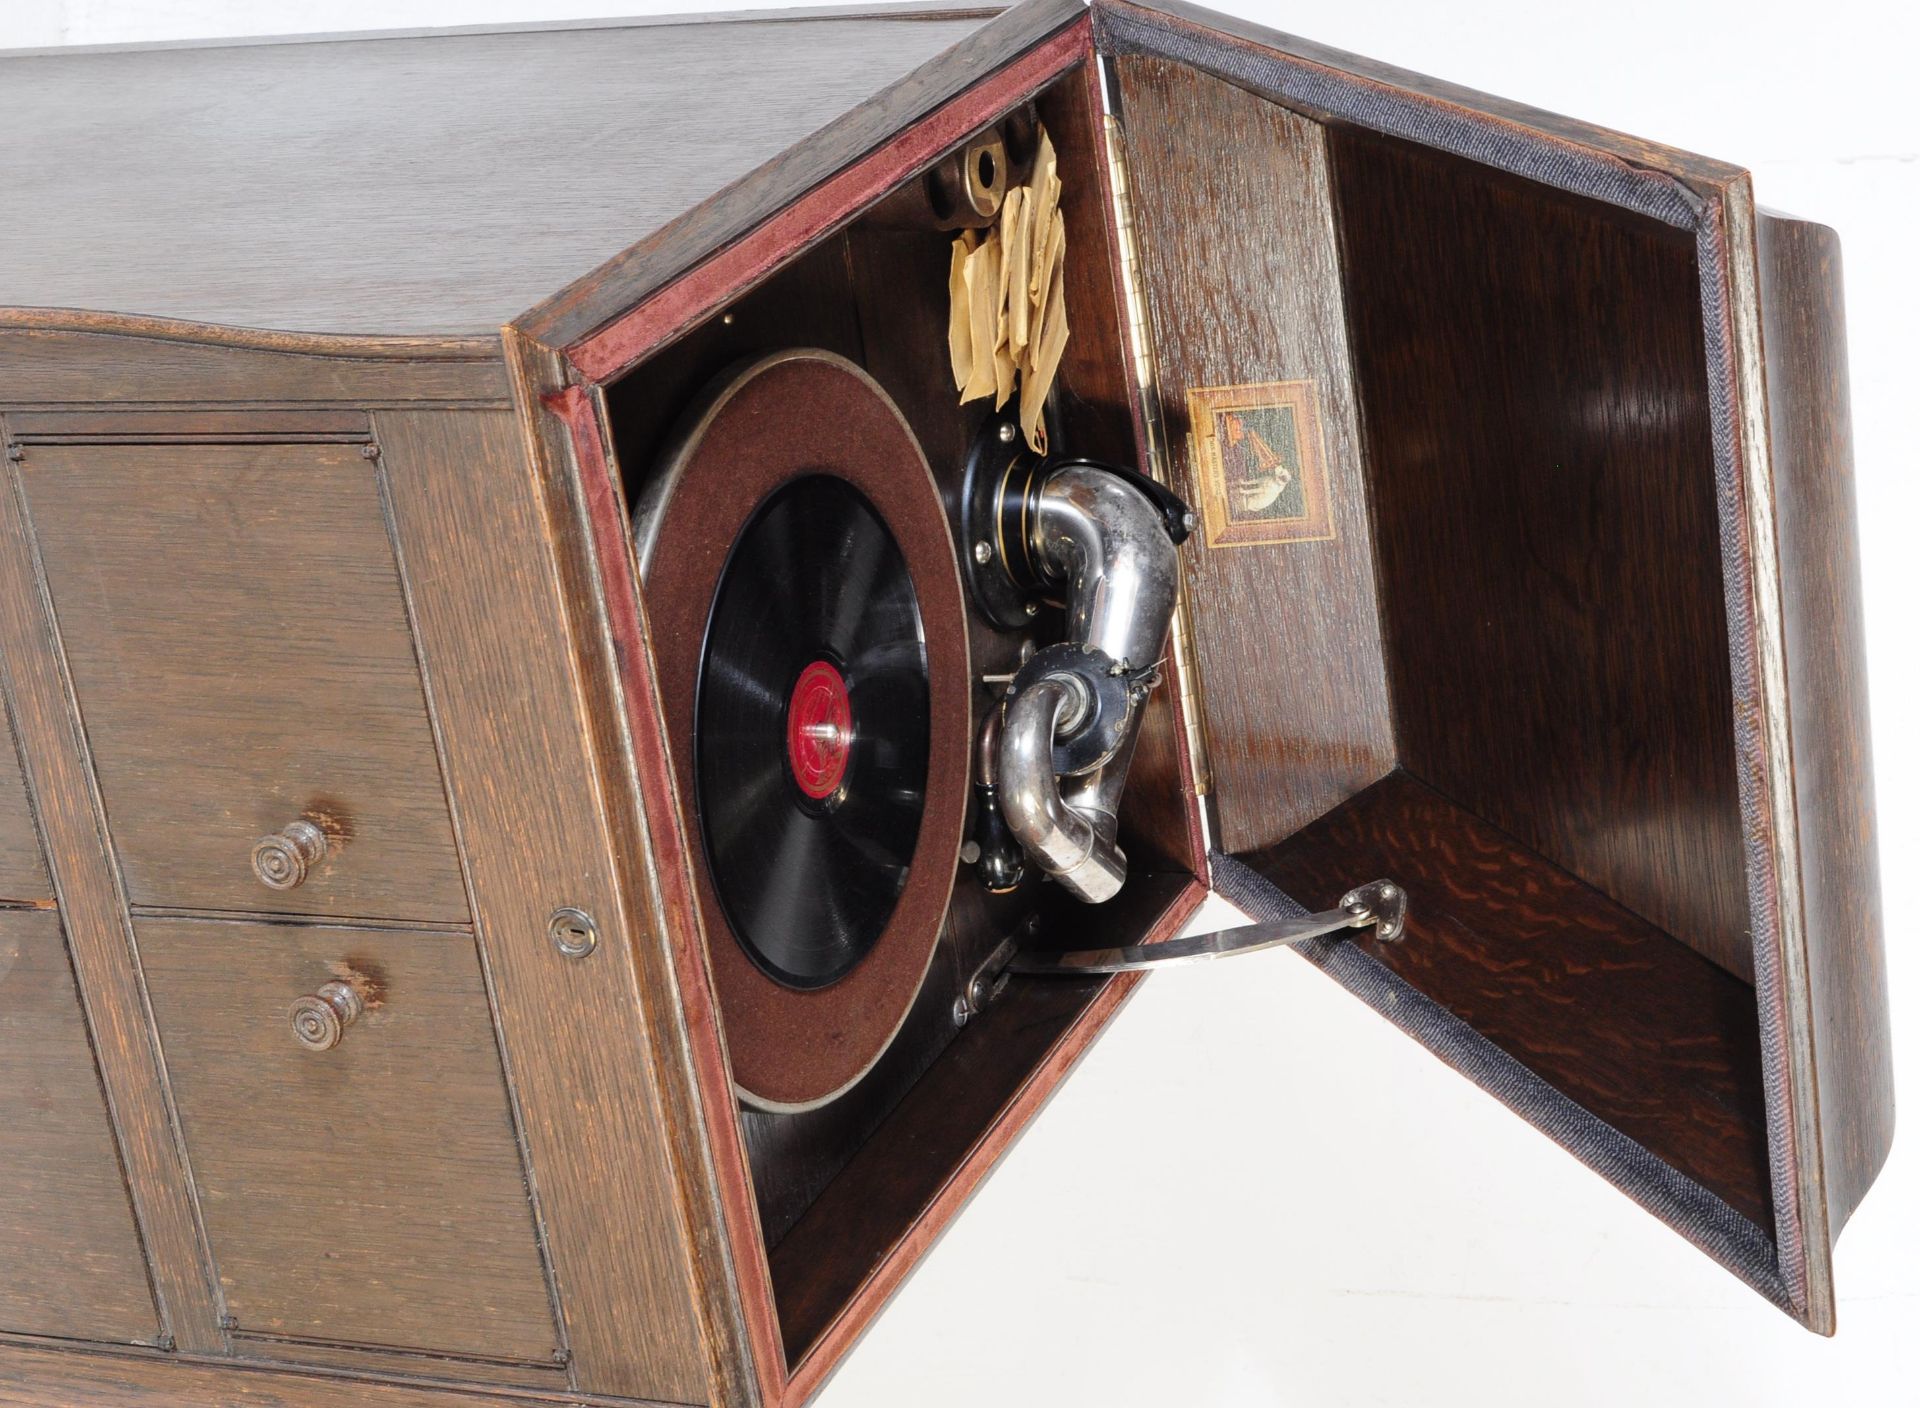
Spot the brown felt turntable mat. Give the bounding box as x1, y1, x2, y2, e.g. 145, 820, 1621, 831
635, 349, 970, 1113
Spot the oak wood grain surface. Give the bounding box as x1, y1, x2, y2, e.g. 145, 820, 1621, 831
1114, 55, 1395, 855
136, 915, 558, 1366
380, 405, 710, 1404
0, 318, 511, 406
0, 451, 222, 1353
531, 369, 774, 1408
1248, 771, 1773, 1227
0, 1337, 687, 1408
1330, 125, 1752, 982
0, 12, 1000, 337
1095, 0, 1894, 1332
1754, 213, 1894, 1240
19, 440, 468, 924
6, 410, 372, 441
220, 1338, 564, 1394
0, 714, 50, 903
0, 908, 157, 1345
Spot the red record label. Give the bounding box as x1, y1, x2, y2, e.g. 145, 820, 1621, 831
786, 659, 852, 800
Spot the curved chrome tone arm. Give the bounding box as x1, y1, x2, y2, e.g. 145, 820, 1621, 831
1029, 463, 1182, 678
998, 678, 1127, 903
994, 464, 1181, 903
1010, 880, 1408, 974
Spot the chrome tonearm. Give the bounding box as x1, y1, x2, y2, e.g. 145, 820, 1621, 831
959, 415, 1192, 904
954, 414, 1413, 982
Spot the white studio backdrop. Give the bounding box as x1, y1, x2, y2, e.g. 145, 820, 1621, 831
5, 2, 1914, 1405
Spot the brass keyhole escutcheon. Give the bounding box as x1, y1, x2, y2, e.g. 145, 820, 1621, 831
549, 907, 598, 959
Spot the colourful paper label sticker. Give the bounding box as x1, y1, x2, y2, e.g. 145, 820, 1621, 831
1186, 380, 1334, 548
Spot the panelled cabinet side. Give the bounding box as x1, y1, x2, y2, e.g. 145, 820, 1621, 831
0, 390, 223, 1356
0, 317, 715, 1405
502, 329, 771, 1408
378, 400, 713, 1403
0, 700, 158, 1348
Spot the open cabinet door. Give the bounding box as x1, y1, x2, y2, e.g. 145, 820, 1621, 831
1095, 0, 1890, 1332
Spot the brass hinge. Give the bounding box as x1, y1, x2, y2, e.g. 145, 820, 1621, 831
1169, 584, 1212, 796
1101, 101, 1213, 797
1100, 110, 1166, 486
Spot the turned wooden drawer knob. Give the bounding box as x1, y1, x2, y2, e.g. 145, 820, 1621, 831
251, 819, 328, 890
289, 980, 364, 1052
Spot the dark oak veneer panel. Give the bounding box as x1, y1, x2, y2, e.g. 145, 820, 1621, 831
605, 237, 865, 492
769, 973, 1108, 1365
1329, 126, 1752, 981
1115, 55, 1394, 853
1247, 771, 1773, 1226
1755, 213, 1893, 1236
0, 908, 156, 1345
20, 440, 467, 924
136, 916, 557, 1366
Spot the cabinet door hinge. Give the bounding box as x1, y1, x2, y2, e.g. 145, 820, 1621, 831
1101, 96, 1213, 798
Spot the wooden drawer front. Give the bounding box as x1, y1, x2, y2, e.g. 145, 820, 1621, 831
18, 442, 466, 923
0, 908, 158, 1344
137, 917, 558, 1366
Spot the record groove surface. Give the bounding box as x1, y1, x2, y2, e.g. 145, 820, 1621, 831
696, 475, 930, 990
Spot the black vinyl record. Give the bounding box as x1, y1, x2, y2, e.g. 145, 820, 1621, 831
695, 475, 931, 990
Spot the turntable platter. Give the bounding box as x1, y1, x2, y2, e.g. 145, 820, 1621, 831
696, 475, 930, 990
635, 350, 970, 1113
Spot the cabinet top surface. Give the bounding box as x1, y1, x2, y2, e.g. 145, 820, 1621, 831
0, 4, 1003, 339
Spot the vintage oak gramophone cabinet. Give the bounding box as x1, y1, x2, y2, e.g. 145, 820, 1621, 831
0, 1, 1891, 1404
